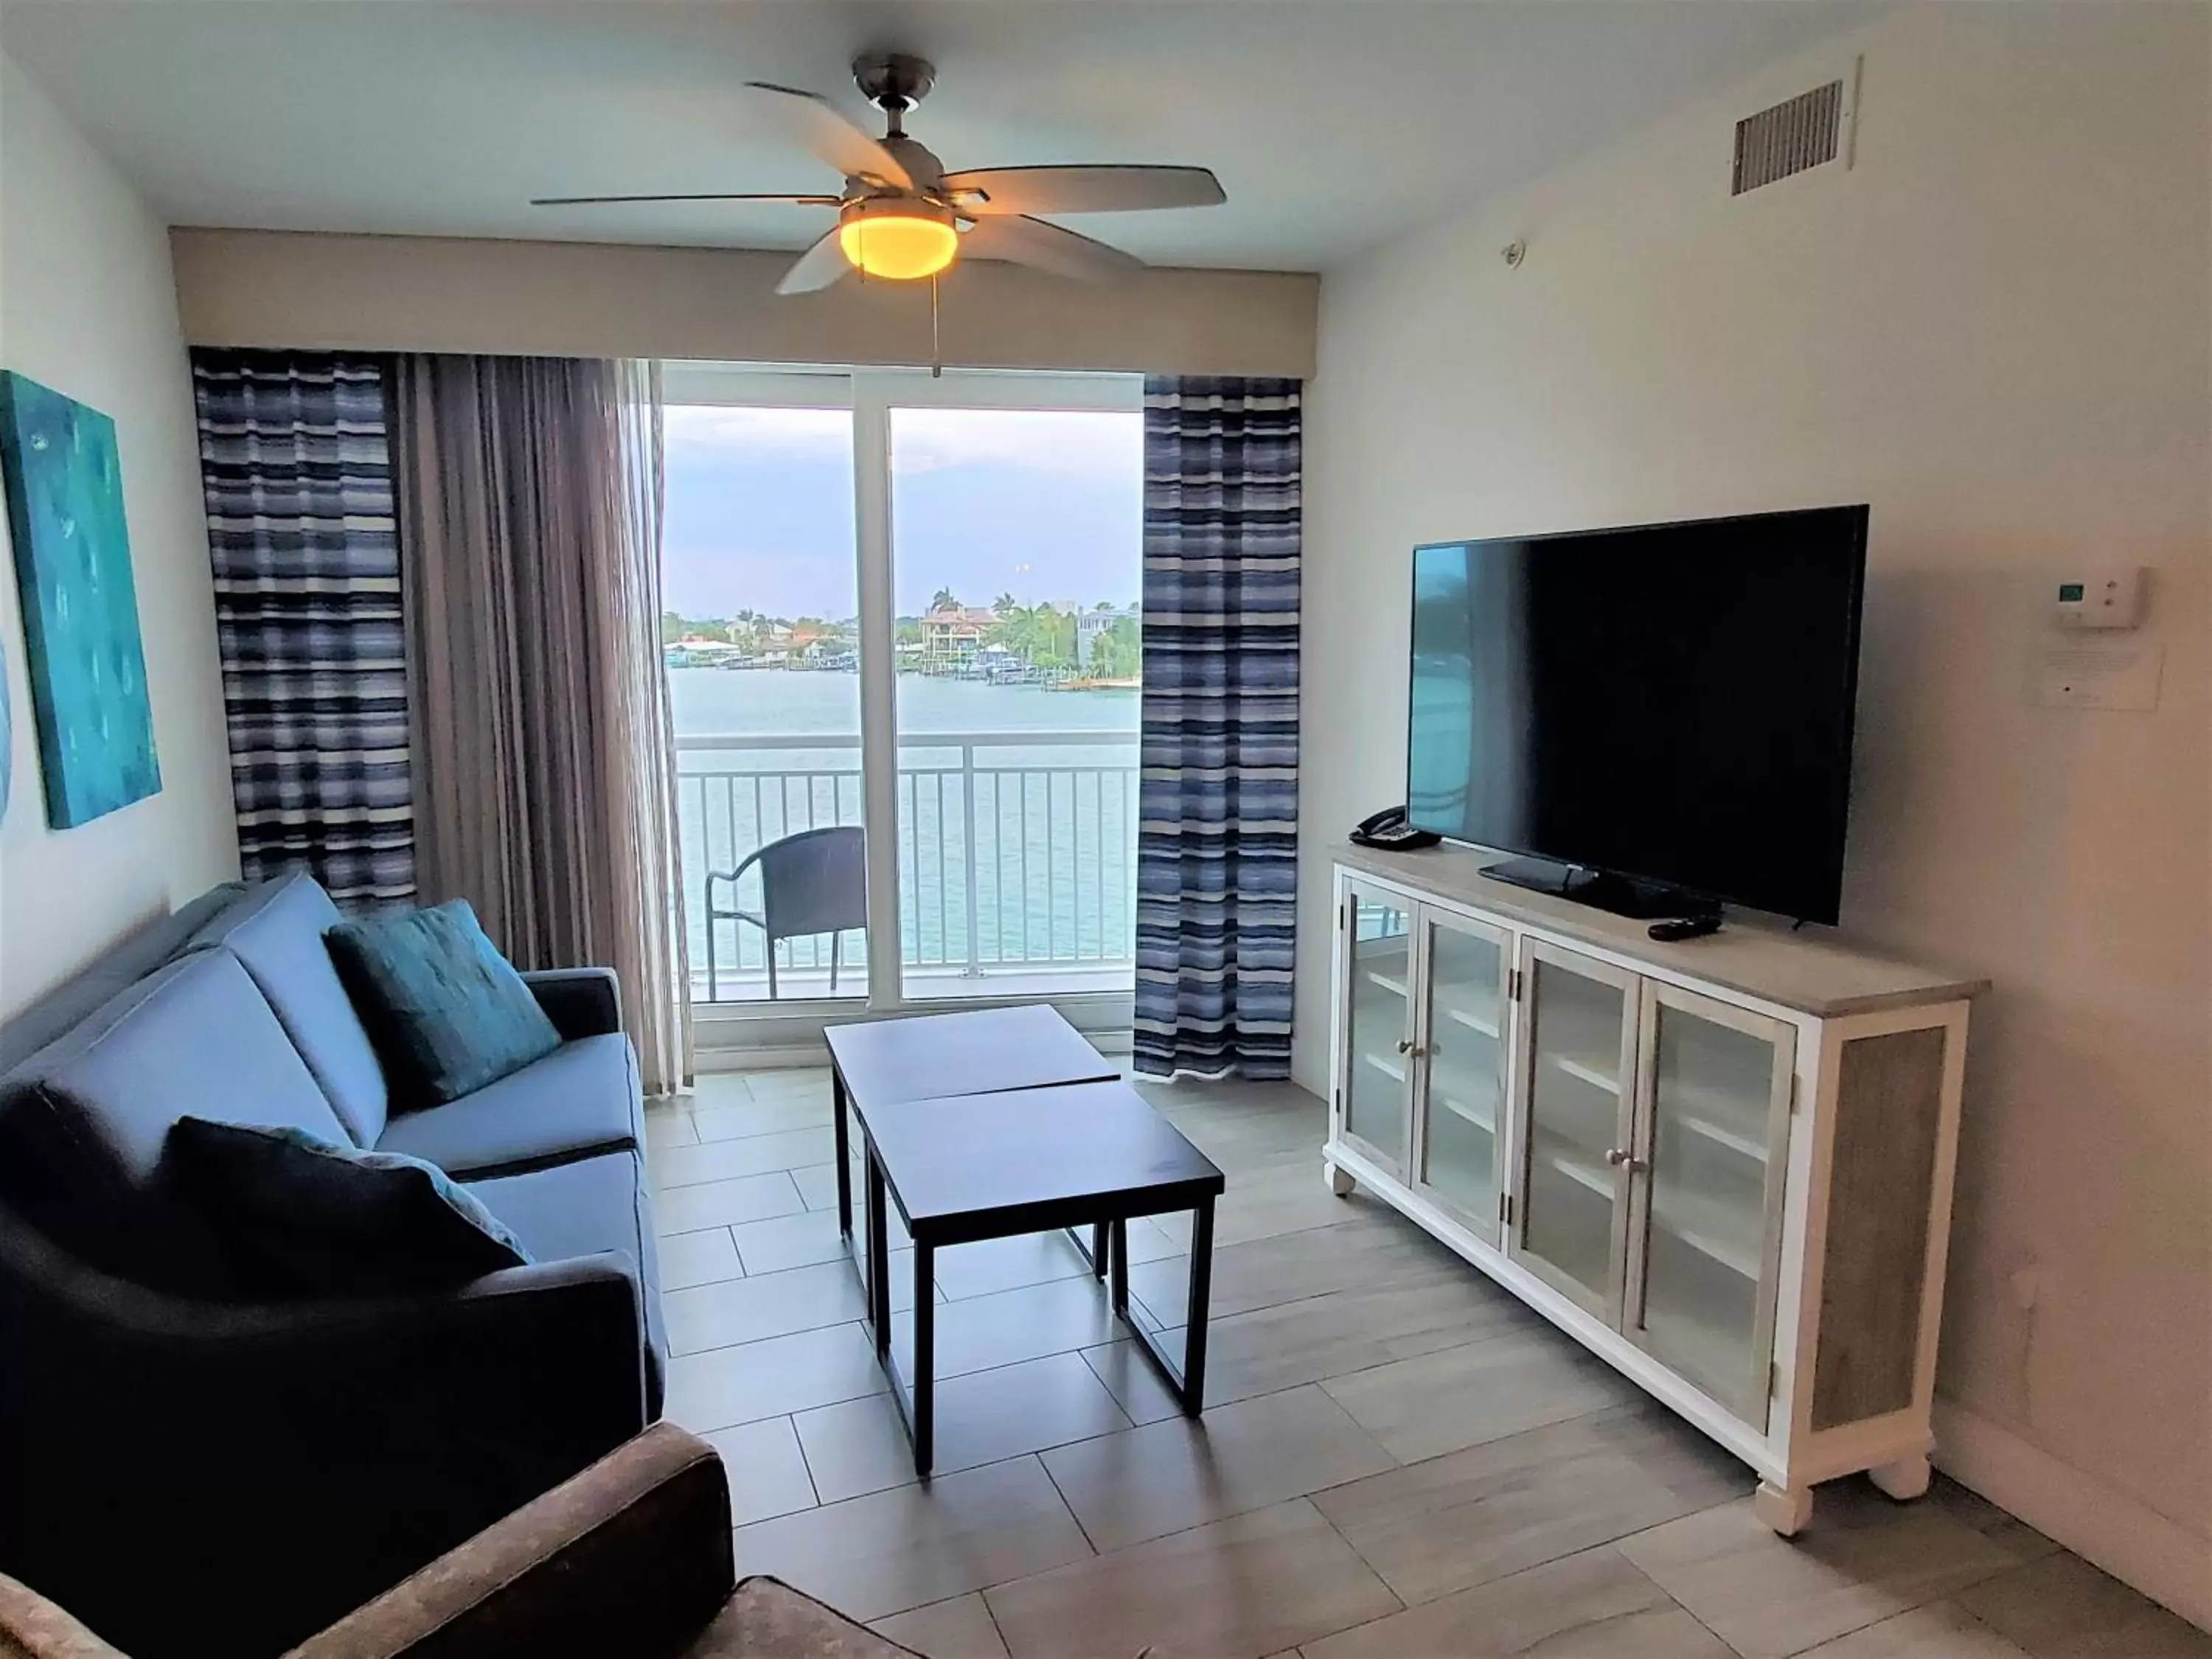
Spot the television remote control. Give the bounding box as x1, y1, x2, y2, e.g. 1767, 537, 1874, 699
1648, 916, 1723, 942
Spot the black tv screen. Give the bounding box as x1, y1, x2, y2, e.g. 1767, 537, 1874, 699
1407, 506, 1868, 923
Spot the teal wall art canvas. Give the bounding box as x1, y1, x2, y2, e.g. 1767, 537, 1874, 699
0, 371, 161, 828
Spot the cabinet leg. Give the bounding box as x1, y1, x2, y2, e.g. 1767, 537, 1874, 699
1754, 1480, 1815, 1537
1324, 1159, 1356, 1197
1868, 1455, 1932, 1503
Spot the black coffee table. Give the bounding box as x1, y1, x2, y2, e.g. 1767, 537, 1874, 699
823, 1004, 1119, 1244
851, 1079, 1226, 1478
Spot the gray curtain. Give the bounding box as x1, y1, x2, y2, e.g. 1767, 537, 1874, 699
190, 349, 415, 907
391, 354, 692, 1095
1133, 377, 1302, 1079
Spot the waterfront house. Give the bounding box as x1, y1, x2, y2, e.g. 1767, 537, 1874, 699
924, 605, 997, 661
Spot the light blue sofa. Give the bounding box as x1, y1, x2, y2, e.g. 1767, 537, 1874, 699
0, 870, 666, 1658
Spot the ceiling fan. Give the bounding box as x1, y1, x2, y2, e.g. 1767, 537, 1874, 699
532, 52, 1226, 294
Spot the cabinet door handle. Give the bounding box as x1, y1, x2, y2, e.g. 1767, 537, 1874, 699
1397, 1038, 1413, 1054
1605, 1147, 1649, 1172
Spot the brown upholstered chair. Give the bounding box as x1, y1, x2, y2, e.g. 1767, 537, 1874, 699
0, 1426, 922, 1659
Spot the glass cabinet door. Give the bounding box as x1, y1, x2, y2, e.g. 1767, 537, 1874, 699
1509, 942, 1639, 1318
1339, 883, 1414, 1175
1413, 913, 1508, 1242
1626, 984, 1795, 1425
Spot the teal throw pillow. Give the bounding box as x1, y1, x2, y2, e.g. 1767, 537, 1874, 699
324, 900, 561, 1109
164, 1118, 530, 1296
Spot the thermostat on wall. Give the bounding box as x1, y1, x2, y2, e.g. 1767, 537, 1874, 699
2051, 566, 2145, 629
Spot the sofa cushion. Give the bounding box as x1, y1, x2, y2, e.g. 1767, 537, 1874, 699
0, 882, 245, 1077
0, 952, 352, 1291
467, 1150, 666, 1416
164, 1118, 531, 1295
187, 870, 391, 1146
327, 902, 562, 1110
374, 1034, 644, 1178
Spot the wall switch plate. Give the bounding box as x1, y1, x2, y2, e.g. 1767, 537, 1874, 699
2032, 643, 2163, 710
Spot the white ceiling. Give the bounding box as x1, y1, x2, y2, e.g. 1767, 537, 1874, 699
1, 1, 1873, 273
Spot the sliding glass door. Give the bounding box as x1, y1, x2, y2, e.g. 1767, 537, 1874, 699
889, 402, 1141, 1001
662, 366, 1141, 1035
664, 392, 866, 1006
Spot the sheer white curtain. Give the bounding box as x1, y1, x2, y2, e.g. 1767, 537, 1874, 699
611, 361, 695, 1095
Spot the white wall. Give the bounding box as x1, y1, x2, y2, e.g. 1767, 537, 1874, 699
1301, 3, 2210, 1619
0, 52, 237, 1015
168, 229, 1318, 380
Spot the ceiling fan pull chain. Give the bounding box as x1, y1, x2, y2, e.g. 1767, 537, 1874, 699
931, 273, 943, 379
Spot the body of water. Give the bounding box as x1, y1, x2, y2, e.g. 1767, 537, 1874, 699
670, 665, 1139, 739
669, 668, 1140, 992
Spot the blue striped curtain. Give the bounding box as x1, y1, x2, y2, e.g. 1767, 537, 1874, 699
1133, 378, 1301, 1079
190, 351, 415, 906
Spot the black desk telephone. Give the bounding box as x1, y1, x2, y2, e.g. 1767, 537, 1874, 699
1350, 807, 1441, 852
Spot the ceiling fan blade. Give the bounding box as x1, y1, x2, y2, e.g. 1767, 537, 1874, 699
959, 215, 1144, 282
776, 229, 853, 296
744, 82, 912, 189
531, 192, 840, 207
939, 164, 1225, 216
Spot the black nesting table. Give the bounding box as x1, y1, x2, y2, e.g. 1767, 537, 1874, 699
823, 1004, 1120, 1241
851, 1079, 1225, 1478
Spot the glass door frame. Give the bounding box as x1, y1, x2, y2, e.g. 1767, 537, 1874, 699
1621, 978, 1797, 1423
1334, 877, 1416, 1180
664, 362, 1144, 1054
1502, 936, 1643, 1323
1408, 908, 1512, 1247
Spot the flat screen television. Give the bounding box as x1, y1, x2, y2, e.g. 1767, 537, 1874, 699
1407, 506, 1868, 925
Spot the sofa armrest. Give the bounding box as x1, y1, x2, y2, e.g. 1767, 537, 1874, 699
288, 1423, 732, 1659
521, 967, 623, 1040
1, 1214, 652, 1658
0, 1572, 129, 1659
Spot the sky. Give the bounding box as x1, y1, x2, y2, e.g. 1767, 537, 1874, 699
661, 404, 1142, 622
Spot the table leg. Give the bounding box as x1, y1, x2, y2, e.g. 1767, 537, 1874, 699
1182, 1197, 1215, 1416
1091, 1222, 1108, 1281
832, 1068, 853, 1239
866, 1154, 890, 1359
1109, 1218, 1129, 1318
911, 1240, 935, 1479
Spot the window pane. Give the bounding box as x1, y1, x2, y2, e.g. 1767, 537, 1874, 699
1343, 894, 1412, 1166
888, 406, 1141, 1000
1521, 959, 1629, 1307
664, 404, 864, 1004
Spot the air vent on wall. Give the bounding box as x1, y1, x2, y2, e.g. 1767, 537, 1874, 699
1732, 62, 1859, 195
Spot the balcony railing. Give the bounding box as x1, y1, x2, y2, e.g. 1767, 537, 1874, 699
676, 730, 1141, 1004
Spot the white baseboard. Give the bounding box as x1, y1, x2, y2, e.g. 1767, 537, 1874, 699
1933, 1399, 2211, 1631
693, 1045, 832, 1074
693, 1022, 1134, 1075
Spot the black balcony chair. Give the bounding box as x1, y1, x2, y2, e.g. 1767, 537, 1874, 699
703, 825, 867, 1001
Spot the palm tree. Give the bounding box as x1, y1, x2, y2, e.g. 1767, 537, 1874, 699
992, 591, 1019, 617
930, 587, 959, 613
987, 602, 1032, 662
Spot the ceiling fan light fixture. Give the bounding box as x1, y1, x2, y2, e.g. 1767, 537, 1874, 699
836, 197, 958, 280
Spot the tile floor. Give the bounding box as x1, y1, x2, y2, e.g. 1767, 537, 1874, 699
647, 1068, 2208, 1659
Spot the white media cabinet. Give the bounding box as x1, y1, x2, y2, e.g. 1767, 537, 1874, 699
1326, 842, 1986, 1534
